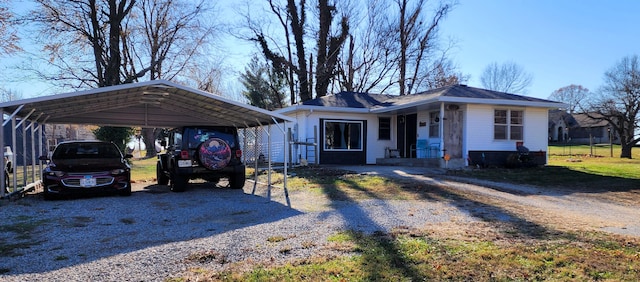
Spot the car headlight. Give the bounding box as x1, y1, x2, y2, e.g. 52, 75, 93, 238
48, 171, 66, 177
110, 169, 127, 175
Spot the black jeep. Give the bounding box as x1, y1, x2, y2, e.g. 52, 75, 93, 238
157, 126, 246, 191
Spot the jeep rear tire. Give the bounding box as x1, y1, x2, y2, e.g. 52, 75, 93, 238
157, 162, 169, 185
170, 172, 187, 192
229, 172, 246, 189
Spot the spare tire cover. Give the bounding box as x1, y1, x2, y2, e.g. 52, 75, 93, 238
198, 137, 232, 170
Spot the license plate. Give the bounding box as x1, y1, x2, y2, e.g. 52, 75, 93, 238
178, 160, 192, 167
80, 176, 96, 187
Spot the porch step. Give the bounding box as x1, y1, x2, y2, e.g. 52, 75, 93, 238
376, 157, 440, 167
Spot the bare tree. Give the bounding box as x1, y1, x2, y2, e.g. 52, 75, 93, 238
337, 0, 398, 93
0, 88, 22, 102
246, 0, 349, 103
180, 64, 225, 95
29, 0, 138, 149
30, 0, 216, 157
548, 84, 589, 114
127, 0, 215, 158
0, 0, 22, 101
395, 0, 454, 95
31, 0, 137, 88
127, 0, 214, 82
585, 55, 640, 159
315, 0, 349, 98
0, 0, 20, 55
337, 0, 458, 95
480, 61, 533, 94
422, 57, 468, 89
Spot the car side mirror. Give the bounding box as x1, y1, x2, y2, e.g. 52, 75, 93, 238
38, 155, 49, 161
124, 154, 134, 159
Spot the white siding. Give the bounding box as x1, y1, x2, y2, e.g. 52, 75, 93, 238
465, 104, 549, 153
258, 111, 394, 164
465, 104, 495, 151
259, 104, 551, 165
523, 107, 549, 152
303, 111, 392, 164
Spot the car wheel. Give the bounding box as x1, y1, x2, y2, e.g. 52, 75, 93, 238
197, 138, 231, 170
157, 162, 169, 185
42, 186, 54, 200
119, 184, 132, 196
229, 172, 246, 189
4, 171, 9, 194
170, 172, 187, 192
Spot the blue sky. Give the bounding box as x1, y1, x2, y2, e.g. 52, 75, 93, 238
3, 0, 639, 101
441, 0, 638, 99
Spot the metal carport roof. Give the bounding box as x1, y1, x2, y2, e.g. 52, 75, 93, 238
0, 80, 293, 202
0, 80, 293, 128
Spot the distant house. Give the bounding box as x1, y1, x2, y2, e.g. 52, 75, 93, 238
266, 84, 565, 168
548, 110, 616, 145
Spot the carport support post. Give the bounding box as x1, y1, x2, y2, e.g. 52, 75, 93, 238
439, 102, 445, 159
11, 116, 16, 190
282, 121, 289, 207
242, 128, 247, 165
29, 121, 37, 185
0, 109, 4, 197
21, 119, 27, 186
38, 121, 45, 180
270, 117, 290, 207
252, 126, 259, 195
267, 124, 272, 201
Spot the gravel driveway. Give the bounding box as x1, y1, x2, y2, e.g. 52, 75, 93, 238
336, 165, 640, 237
1, 165, 639, 281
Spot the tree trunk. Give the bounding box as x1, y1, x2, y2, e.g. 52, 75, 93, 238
398, 0, 407, 95
286, 0, 311, 102
143, 128, 157, 158
620, 144, 632, 158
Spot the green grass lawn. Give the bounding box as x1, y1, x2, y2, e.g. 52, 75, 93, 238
129, 157, 157, 182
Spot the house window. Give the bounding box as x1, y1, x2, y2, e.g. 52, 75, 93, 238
429, 111, 440, 137
324, 120, 363, 151
510, 110, 523, 140
378, 117, 391, 140
494, 109, 523, 140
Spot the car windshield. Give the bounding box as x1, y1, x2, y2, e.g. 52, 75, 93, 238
184, 128, 237, 149
52, 143, 122, 159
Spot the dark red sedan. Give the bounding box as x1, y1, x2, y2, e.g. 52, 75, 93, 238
40, 141, 133, 200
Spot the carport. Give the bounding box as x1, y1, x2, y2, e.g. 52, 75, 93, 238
0, 80, 294, 202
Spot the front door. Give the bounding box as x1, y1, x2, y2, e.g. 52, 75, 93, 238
396, 114, 417, 158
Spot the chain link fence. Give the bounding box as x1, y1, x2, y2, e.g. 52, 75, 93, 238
239, 126, 286, 167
